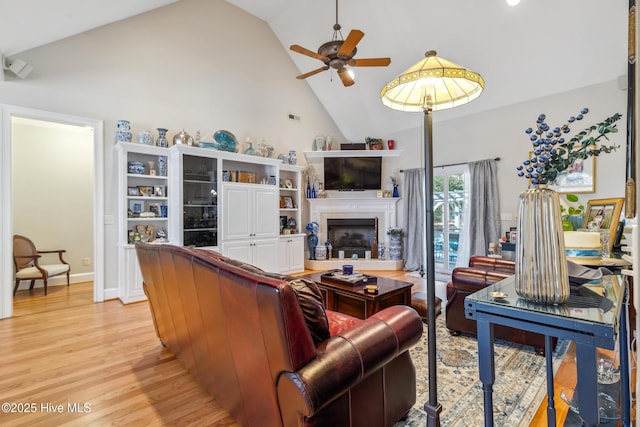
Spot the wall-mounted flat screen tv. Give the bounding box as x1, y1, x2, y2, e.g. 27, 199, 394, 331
324, 157, 382, 191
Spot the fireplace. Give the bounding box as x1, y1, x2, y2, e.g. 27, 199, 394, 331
327, 218, 377, 258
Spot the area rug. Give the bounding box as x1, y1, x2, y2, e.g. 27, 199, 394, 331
395, 315, 569, 427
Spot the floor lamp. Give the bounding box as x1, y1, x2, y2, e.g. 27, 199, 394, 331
380, 50, 484, 426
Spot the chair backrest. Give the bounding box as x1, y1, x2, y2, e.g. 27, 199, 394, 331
13, 235, 38, 270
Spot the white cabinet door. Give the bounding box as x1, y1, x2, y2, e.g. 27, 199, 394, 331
277, 235, 305, 274
278, 238, 290, 272
289, 235, 305, 273
253, 238, 279, 271
223, 238, 277, 271
222, 184, 277, 240
222, 185, 252, 240
222, 240, 253, 265
254, 188, 278, 238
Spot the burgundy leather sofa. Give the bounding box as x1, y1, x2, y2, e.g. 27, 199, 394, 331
136, 243, 423, 427
445, 255, 555, 355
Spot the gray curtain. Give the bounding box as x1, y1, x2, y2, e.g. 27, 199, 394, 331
402, 168, 425, 271
467, 159, 500, 256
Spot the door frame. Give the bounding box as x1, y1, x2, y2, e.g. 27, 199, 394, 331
0, 104, 105, 318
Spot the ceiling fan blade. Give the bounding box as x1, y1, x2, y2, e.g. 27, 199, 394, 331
296, 66, 329, 80
338, 69, 354, 87
337, 29, 364, 58
351, 57, 391, 67
290, 44, 329, 62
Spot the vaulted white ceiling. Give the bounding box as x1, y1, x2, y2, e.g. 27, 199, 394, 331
0, 0, 628, 140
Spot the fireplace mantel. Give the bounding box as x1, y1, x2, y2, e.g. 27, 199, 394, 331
308, 197, 400, 243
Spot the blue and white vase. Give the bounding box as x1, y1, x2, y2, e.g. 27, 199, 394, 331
157, 156, 167, 177
389, 236, 402, 260
156, 128, 168, 148
288, 150, 297, 165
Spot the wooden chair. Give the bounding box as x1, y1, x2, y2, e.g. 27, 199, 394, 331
13, 235, 70, 296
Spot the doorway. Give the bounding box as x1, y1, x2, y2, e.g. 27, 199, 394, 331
1, 105, 105, 319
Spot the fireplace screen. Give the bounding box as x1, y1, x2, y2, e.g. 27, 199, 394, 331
327, 218, 377, 258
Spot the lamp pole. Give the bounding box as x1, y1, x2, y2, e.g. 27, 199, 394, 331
422, 105, 441, 426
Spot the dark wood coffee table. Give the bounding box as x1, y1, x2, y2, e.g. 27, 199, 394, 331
305, 272, 413, 319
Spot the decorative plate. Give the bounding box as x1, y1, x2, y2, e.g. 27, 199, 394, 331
213, 130, 238, 152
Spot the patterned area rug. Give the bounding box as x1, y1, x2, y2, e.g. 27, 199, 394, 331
395, 315, 569, 427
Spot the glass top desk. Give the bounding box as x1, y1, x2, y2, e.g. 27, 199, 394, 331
465, 275, 630, 427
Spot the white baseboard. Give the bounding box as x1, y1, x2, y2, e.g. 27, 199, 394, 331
13, 271, 94, 291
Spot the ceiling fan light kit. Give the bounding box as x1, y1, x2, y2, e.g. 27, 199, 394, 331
290, 0, 390, 86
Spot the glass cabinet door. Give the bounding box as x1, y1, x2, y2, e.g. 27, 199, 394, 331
182, 155, 217, 247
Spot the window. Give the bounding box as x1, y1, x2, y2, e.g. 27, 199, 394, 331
433, 165, 469, 271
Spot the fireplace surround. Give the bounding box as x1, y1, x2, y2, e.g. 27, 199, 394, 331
306, 197, 401, 270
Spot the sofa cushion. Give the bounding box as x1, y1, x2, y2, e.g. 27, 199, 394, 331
287, 277, 331, 344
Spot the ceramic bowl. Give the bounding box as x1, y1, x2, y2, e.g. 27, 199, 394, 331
127, 161, 145, 174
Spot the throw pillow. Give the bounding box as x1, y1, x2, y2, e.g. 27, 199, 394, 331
287, 277, 330, 345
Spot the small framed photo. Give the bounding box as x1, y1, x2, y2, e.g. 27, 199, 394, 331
138, 186, 154, 197
128, 186, 141, 196
283, 196, 294, 209
154, 185, 165, 197
285, 179, 293, 189
583, 197, 624, 249
149, 204, 160, 217
280, 215, 287, 232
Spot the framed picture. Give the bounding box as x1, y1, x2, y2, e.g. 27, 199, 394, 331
283, 196, 294, 209
154, 185, 165, 197
149, 203, 160, 217
128, 186, 140, 196
529, 149, 596, 194
285, 179, 293, 189
138, 186, 154, 196
583, 197, 624, 249
279, 215, 287, 232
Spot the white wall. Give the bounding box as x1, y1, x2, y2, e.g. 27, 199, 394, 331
0, 0, 343, 299
11, 117, 94, 281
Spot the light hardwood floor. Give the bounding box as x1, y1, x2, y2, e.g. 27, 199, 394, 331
2, 273, 624, 426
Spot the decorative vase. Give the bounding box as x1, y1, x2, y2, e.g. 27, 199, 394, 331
388, 139, 395, 150
157, 156, 167, 177
515, 186, 569, 305
288, 150, 297, 165
244, 142, 258, 156
306, 179, 311, 199
138, 129, 154, 145
389, 235, 402, 260
392, 185, 399, 198
156, 128, 168, 148
307, 233, 318, 260
567, 214, 584, 231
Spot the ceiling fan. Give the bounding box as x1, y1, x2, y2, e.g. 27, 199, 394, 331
289, 0, 391, 87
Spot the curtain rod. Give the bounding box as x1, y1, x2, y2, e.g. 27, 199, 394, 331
400, 157, 500, 172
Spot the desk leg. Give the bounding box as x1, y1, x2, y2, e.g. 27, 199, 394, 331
476, 318, 495, 427
620, 286, 631, 426
544, 335, 556, 426
575, 342, 598, 427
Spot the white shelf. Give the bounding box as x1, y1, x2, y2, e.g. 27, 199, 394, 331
304, 149, 402, 160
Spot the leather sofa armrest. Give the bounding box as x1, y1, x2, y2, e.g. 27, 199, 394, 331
276, 306, 422, 418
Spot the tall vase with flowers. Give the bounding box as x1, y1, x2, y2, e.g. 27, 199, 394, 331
514, 108, 620, 304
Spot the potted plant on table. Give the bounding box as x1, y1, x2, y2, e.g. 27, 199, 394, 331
560, 194, 585, 231
365, 137, 384, 150
387, 227, 404, 261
